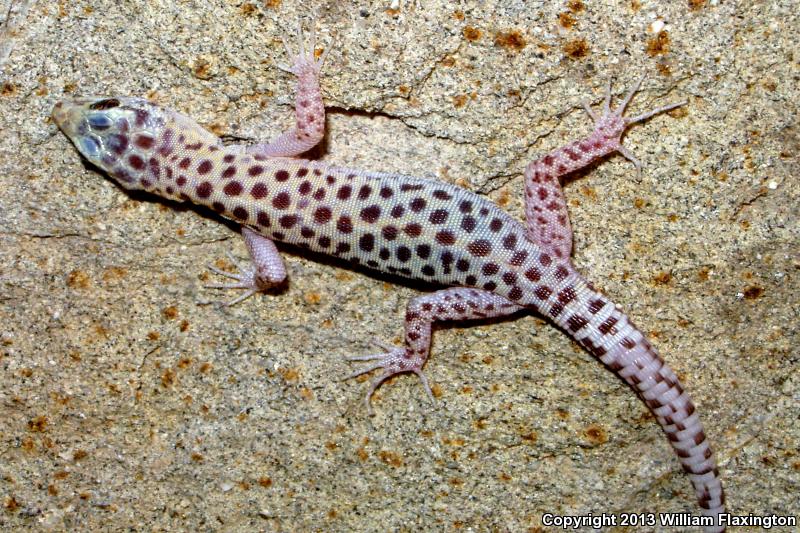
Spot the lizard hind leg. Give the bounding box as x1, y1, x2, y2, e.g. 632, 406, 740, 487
584, 75, 688, 174
345, 288, 523, 413
522, 76, 687, 257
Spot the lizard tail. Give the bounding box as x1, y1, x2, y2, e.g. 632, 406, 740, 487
545, 276, 726, 532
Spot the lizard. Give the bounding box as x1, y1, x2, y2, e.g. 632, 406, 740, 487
52, 25, 726, 532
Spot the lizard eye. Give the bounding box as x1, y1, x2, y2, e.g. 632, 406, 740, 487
87, 113, 113, 130
89, 98, 121, 110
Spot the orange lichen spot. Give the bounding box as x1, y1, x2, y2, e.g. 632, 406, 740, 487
191, 452, 204, 462
558, 12, 576, 29
743, 286, 763, 300
688, 0, 705, 10
161, 368, 176, 387
163, 306, 179, 319
494, 30, 527, 51
378, 450, 404, 467
563, 38, 589, 59
667, 213, 679, 222
496, 187, 511, 207
19, 367, 33, 378
482, 355, 494, 365
178, 357, 192, 369
325, 441, 338, 451
652, 271, 672, 285
657, 62, 672, 76
646, 31, 670, 56
335, 271, 353, 282
208, 122, 226, 136
473, 419, 488, 430
304, 291, 322, 304
584, 424, 608, 445
21, 436, 35, 452
258, 476, 272, 487
461, 385, 473, 394
567, 0, 585, 12
463, 26, 482, 41
54, 471, 69, 480
697, 266, 711, 281
147, 331, 160, 341
556, 408, 570, 419
327, 509, 338, 519
521, 431, 538, 444
265, 0, 281, 7
300, 387, 313, 400
35, 80, 48, 96
443, 436, 466, 446
193, 59, 213, 80
633, 197, 647, 209
449, 477, 464, 486
73, 449, 88, 461
356, 447, 369, 461
453, 94, 468, 108
47, 484, 59, 496
453, 10, 465, 20
498, 472, 512, 481
102, 266, 127, 281
27, 416, 48, 432
580, 186, 597, 200
241, 3, 258, 16
278, 367, 300, 381
67, 269, 90, 289
1, 82, 17, 96
431, 383, 442, 398
179, 319, 190, 332
398, 84, 411, 96
4, 495, 20, 512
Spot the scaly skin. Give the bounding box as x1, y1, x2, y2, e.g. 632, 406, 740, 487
52, 25, 725, 532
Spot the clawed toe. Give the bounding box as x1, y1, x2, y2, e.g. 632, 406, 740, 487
204, 255, 260, 306
345, 344, 434, 412
278, 20, 329, 75
582, 75, 687, 173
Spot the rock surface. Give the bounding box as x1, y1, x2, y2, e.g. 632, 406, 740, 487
1, 1, 797, 531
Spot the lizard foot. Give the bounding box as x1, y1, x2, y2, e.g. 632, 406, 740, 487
582, 76, 687, 173
345, 338, 434, 413
204, 252, 262, 306
277, 21, 329, 76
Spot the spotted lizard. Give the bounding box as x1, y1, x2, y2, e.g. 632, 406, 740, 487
52, 26, 726, 532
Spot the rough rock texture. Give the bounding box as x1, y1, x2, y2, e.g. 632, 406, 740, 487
1, 0, 797, 531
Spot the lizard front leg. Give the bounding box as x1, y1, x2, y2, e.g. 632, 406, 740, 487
248, 22, 329, 158
205, 227, 287, 306
347, 288, 523, 411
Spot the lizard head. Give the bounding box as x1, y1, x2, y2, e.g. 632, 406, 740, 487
52, 97, 167, 191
